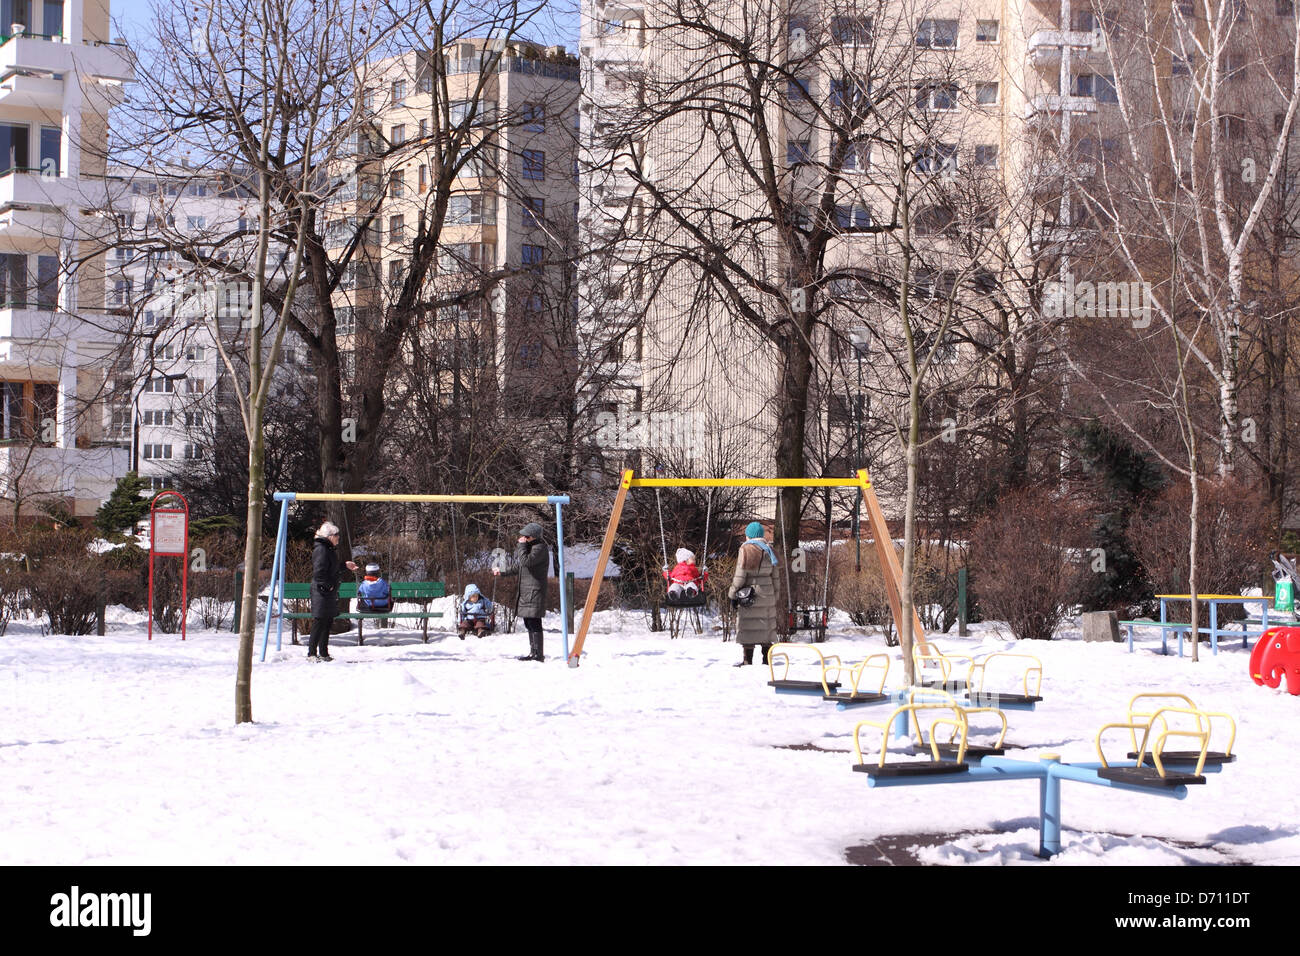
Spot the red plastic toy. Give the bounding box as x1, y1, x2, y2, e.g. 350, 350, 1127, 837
1250, 626, 1300, 695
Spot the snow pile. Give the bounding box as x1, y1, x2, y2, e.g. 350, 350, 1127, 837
1, 609, 1297, 865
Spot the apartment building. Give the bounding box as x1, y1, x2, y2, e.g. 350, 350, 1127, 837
0, 0, 133, 520
579, 0, 1296, 491
329, 38, 579, 410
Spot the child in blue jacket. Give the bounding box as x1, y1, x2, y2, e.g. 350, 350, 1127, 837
357, 563, 392, 612
458, 583, 494, 639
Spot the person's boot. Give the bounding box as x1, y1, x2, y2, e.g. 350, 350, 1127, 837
517, 636, 536, 661
533, 633, 545, 662
759, 644, 771, 666
734, 644, 755, 667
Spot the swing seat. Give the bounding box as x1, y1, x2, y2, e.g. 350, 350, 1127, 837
823, 690, 888, 705
1126, 750, 1235, 766
852, 761, 969, 778
1096, 766, 1206, 789
933, 741, 1005, 759
665, 590, 708, 608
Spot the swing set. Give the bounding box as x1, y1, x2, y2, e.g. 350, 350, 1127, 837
568, 468, 929, 667
259, 490, 572, 661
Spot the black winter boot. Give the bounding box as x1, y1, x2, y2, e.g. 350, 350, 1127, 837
735, 644, 755, 667
533, 633, 545, 662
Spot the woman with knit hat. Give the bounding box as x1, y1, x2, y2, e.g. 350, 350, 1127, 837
729, 521, 779, 666
309, 521, 358, 662
493, 521, 550, 661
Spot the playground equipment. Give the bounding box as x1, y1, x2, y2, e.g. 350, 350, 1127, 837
568, 470, 929, 667
854, 696, 1236, 858
1122, 693, 1237, 766
911, 645, 1044, 707
767, 643, 843, 695
654, 487, 713, 640
1250, 626, 1300, 695
260, 491, 572, 662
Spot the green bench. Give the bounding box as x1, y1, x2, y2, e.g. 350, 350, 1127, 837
278, 581, 446, 645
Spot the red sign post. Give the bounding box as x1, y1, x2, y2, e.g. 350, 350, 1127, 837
148, 491, 189, 641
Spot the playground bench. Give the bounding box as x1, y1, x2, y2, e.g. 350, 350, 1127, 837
1120, 594, 1289, 656
279, 581, 446, 645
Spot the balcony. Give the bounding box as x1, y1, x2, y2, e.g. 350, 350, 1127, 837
0, 35, 133, 83
1028, 159, 1096, 190
0, 69, 62, 109
1027, 30, 1103, 67
1030, 222, 1095, 249
1025, 94, 1097, 119
0, 169, 108, 209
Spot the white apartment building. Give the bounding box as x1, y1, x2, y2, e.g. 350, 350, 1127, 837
104, 164, 311, 493
0, 0, 134, 520
579, 0, 1297, 489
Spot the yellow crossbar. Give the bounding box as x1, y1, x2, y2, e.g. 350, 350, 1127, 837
289, 493, 558, 504
629, 477, 871, 488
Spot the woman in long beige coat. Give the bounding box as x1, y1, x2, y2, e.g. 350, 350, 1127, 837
729, 521, 780, 666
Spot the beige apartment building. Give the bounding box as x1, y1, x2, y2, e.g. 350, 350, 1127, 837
327, 39, 579, 409
0, 0, 133, 520
580, 0, 1298, 496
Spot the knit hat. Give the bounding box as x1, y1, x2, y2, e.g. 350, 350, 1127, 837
675, 548, 695, 563
317, 521, 340, 538
745, 521, 765, 539
365, 563, 380, 574
520, 522, 544, 538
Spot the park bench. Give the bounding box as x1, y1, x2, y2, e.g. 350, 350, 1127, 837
279, 581, 446, 645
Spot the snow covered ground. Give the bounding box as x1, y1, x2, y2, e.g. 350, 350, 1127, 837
1, 607, 1296, 865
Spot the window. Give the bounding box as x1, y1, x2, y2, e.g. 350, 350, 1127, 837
787, 139, 812, 165
439, 243, 495, 273
916, 18, 958, 48
184, 411, 204, 427
449, 99, 498, 127
916, 84, 959, 111
1175, 0, 1194, 15
186, 379, 206, 394
151, 343, 177, 361
142, 444, 173, 460
446, 193, 495, 224
1223, 53, 1247, 83
43, 0, 64, 36
841, 141, 870, 172
787, 76, 811, 100
834, 203, 873, 230
975, 19, 999, 42
390, 169, 405, 198
975, 144, 999, 167
830, 76, 870, 114
186, 215, 206, 231
1279, 0, 1294, 15
1073, 73, 1095, 97
521, 243, 545, 268
915, 142, 957, 174
1096, 74, 1118, 103
419, 164, 428, 192
39, 126, 60, 176
387, 260, 404, 287
830, 15, 872, 44
975, 82, 999, 105
1072, 10, 1096, 31
391, 124, 406, 145
1220, 114, 1246, 140
522, 103, 545, 131
1172, 55, 1190, 76
336, 306, 356, 335
362, 90, 376, 112
522, 149, 545, 180
142, 410, 174, 426
522, 197, 544, 228
36, 255, 57, 310
187, 181, 207, 197
185, 344, 206, 361
0, 122, 29, 174
184, 443, 204, 460
109, 278, 131, 309
419, 119, 428, 139
391, 80, 407, 106
146, 377, 175, 394
389, 214, 405, 242
914, 205, 956, 235
517, 342, 542, 368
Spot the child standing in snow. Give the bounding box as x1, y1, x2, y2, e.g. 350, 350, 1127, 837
663, 547, 708, 603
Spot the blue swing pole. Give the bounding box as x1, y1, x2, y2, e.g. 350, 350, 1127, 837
554, 497, 570, 661
260, 495, 291, 661
272, 493, 291, 653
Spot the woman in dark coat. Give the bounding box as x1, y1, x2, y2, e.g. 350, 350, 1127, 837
493, 521, 549, 662
309, 521, 357, 661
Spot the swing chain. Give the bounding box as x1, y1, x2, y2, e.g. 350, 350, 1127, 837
655, 488, 670, 570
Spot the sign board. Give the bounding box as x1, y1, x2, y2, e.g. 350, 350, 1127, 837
152, 511, 187, 555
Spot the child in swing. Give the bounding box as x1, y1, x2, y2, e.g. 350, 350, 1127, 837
663, 548, 708, 604
356, 563, 392, 612
458, 583, 495, 639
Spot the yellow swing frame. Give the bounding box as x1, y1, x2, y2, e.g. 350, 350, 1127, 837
566, 469, 930, 667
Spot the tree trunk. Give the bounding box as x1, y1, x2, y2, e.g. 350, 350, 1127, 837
1189, 469, 1200, 664
235, 427, 266, 724
899, 378, 922, 685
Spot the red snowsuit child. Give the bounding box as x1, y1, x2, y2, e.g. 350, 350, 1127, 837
663, 548, 708, 603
